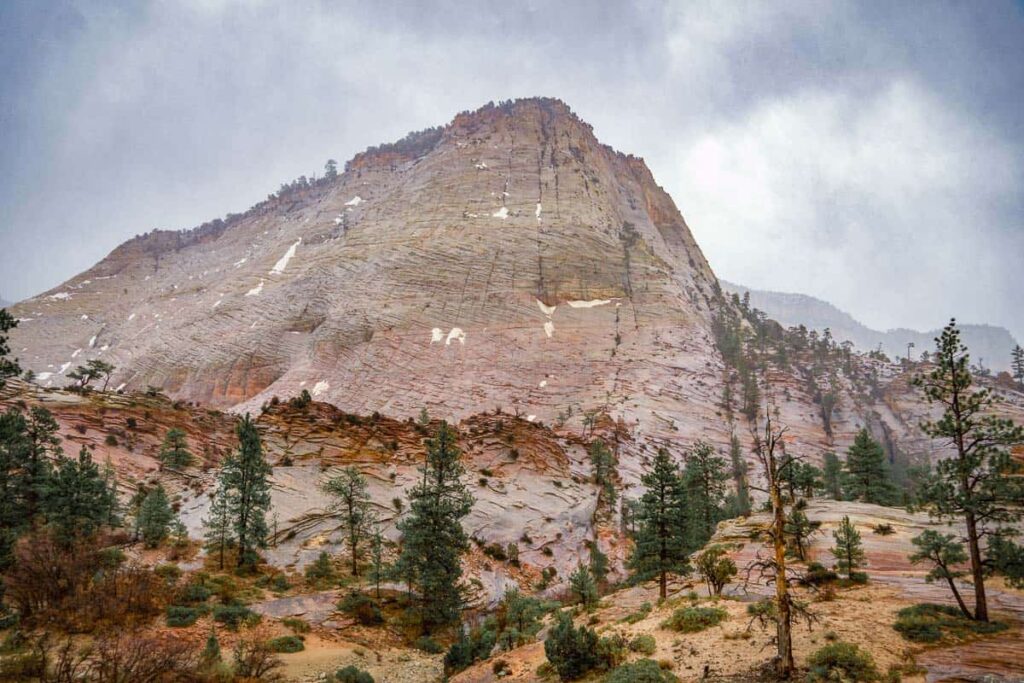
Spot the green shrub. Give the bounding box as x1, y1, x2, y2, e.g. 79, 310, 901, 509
605, 659, 679, 683
305, 551, 338, 586
338, 592, 383, 626
267, 635, 304, 653
893, 603, 1007, 643
154, 563, 183, 583
445, 628, 496, 675
334, 665, 374, 683
661, 606, 727, 633
802, 562, 838, 586
282, 617, 311, 634
414, 636, 443, 654
595, 634, 627, 670
212, 604, 260, 630
806, 641, 880, 682
621, 602, 652, 625
872, 523, 895, 535
629, 633, 657, 655
544, 613, 600, 680
178, 582, 212, 604
166, 605, 205, 627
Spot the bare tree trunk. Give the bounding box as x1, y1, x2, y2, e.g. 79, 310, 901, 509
771, 474, 794, 678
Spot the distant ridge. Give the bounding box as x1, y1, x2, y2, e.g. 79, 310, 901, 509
721, 280, 1018, 372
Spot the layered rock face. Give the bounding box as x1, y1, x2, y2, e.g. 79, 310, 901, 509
11, 99, 722, 444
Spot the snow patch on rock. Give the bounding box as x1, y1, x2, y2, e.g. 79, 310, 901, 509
88, 335, 97, 348
270, 238, 301, 275
544, 321, 554, 338
492, 207, 509, 219
536, 203, 542, 220
431, 328, 444, 343
71, 348, 82, 358
233, 258, 247, 268
567, 299, 613, 308
246, 279, 264, 297
536, 299, 556, 316
345, 196, 363, 206
312, 380, 329, 397
36, 372, 53, 381
445, 328, 466, 345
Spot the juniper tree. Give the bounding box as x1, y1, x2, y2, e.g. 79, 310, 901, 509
726, 432, 752, 516
821, 452, 843, 500
831, 516, 865, 580
842, 428, 895, 505
87, 359, 115, 391
202, 479, 235, 570
909, 530, 970, 618
589, 543, 609, 589
629, 447, 689, 599
0, 309, 21, 389
393, 420, 474, 634
694, 544, 737, 596
682, 440, 730, 549
159, 428, 194, 470
588, 439, 617, 508
0, 409, 29, 574
784, 499, 820, 562
138, 484, 174, 548
368, 526, 387, 600
43, 446, 118, 544
569, 563, 598, 609
913, 320, 1024, 621
321, 465, 374, 576
221, 414, 273, 570
21, 407, 60, 521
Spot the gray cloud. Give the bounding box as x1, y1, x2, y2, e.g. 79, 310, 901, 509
1, 0, 1022, 344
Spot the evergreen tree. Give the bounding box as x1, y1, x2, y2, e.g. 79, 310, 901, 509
821, 452, 843, 500
629, 448, 689, 599
589, 543, 609, 589
726, 432, 751, 517
321, 465, 374, 576
368, 526, 387, 600
0, 409, 29, 575
0, 309, 21, 389
159, 428, 194, 470
682, 440, 729, 549
138, 484, 174, 548
842, 428, 895, 504
790, 461, 822, 499
831, 516, 865, 580
588, 439, 617, 508
201, 627, 222, 668
914, 319, 1024, 621
694, 544, 737, 596
202, 480, 236, 570
784, 499, 820, 562
221, 414, 273, 570
20, 407, 60, 522
394, 420, 474, 634
569, 563, 598, 609
43, 446, 118, 544
1012, 345, 1024, 388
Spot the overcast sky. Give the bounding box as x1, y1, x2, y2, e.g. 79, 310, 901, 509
1, 0, 1022, 341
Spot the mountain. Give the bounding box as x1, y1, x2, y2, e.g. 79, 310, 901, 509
721, 280, 1019, 372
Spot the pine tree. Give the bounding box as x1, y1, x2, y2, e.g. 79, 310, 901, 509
913, 319, 1024, 621
1012, 345, 1024, 388
588, 439, 617, 508
726, 432, 752, 516
629, 447, 689, 599
909, 530, 970, 618
220, 414, 272, 570
831, 516, 865, 580
159, 428, 194, 470
321, 465, 374, 576
784, 499, 820, 562
43, 446, 118, 544
201, 627, 222, 667
0, 409, 29, 573
394, 420, 474, 634
821, 452, 843, 500
199, 481, 234, 573
682, 440, 729, 549
138, 484, 174, 548
694, 544, 737, 596
368, 526, 387, 600
842, 428, 895, 504
588, 543, 609, 589
0, 309, 21, 389
569, 563, 598, 609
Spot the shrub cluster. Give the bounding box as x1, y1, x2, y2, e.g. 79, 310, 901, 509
893, 603, 1008, 643
661, 606, 727, 633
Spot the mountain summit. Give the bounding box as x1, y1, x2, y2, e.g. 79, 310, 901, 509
11, 98, 721, 437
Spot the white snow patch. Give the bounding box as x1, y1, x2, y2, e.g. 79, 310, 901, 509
233, 258, 247, 268
115, 383, 126, 392
539, 380, 547, 388
36, 372, 53, 381
536, 299, 556, 316
334, 215, 344, 225
567, 299, 613, 308
431, 328, 444, 343
526, 415, 537, 422
492, 207, 509, 219
71, 348, 82, 358
128, 313, 136, 321
144, 275, 151, 281
81, 314, 88, 320
345, 196, 363, 206
312, 380, 329, 397
100, 345, 109, 351
536, 203, 542, 220
213, 299, 222, 308
48, 292, 71, 301
246, 279, 264, 297
543, 321, 554, 338
58, 362, 71, 375
88, 335, 97, 348
474, 162, 488, 170
445, 328, 466, 345
250, 321, 258, 329
270, 238, 301, 274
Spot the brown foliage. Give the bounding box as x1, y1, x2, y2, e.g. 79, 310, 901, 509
232, 636, 285, 681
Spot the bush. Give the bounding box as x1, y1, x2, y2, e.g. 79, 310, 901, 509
178, 582, 212, 604
595, 633, 628, 670
661, 606, 727, 633
621, 602, 652, 625
893, 603, 1008, 643
544, 613, 599, 681
105, 434, 118, 446
629, 633, 657, 655
334, 665, 375, 683
445, 628, 496, 675
212, 603, 260, 630
338, 592, 383, 626
267, 635, 304, 653
165, 605, 205, 627
873, 523, 895, 535
305, 551, 338, 587
806, 642, 880, 682
492, 659, 511, 676
282, 617, 311, 634
802, 562, 839, 586
154, 563, 182, 583
605, 659, 679, 683
414, 636, 443, 654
